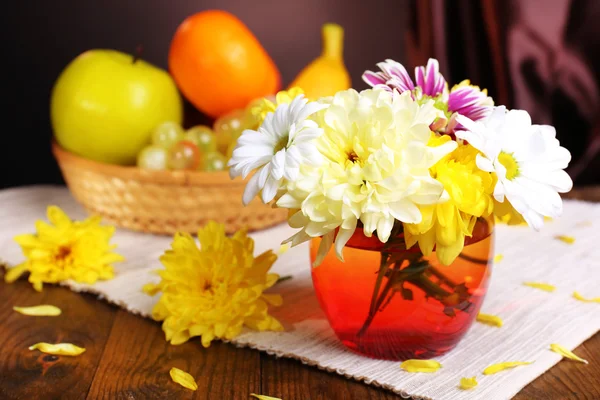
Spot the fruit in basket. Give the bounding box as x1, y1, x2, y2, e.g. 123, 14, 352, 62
185, 125, 217, 153
137, 145, 169, 170
168, 10, 281, 118
289, 23, 350, 99
152, 121, 185, 149
214, 108, 246, 154
51, 49, 183, 165
203, 152, 228, 172
167, 140, 202, 170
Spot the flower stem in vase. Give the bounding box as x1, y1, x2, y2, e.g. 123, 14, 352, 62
357, 250, 476, 338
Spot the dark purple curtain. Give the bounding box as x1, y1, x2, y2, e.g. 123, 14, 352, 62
407, 0, 600, 185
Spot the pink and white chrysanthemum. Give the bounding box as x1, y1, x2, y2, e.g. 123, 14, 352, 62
362, 58, 493, 128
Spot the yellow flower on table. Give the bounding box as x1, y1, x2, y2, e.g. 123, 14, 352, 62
143, 221, 283, 347
5, 206, 123, 291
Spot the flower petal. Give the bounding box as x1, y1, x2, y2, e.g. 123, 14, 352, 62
550, 343, 588, 364
493, 254, 504, 263
278, 243, 290, 255
459, 376, 478, 390
250, 394, 282, 400
523, 282, 556, 292
476, 313, 503, 327
4, 263, 29, 283
169, 367, 198, 391
554, 235, 575, 244
13, 305, 61, 316
573, 291, 600, 303
483, 361, 533, 375
29, 342, 86, 356
400, 359, 442, 373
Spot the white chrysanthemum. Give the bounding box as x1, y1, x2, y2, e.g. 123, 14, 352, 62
456, 106, 573, 229
228, 95, 327, 205
277, 89, 457, 265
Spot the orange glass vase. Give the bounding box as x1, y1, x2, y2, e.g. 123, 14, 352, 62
310, 218, 494, 361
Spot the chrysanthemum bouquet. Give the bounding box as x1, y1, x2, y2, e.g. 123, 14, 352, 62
228, 58, 573, 346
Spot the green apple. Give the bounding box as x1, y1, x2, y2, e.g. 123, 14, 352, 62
51, 49, 183, 165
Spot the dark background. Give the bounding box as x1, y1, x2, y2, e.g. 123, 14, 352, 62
3, 0, 600, 189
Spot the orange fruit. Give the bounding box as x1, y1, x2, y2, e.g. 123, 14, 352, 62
169, 10, 281, 118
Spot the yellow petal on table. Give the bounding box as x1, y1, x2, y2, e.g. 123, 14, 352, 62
400, 359, 442, 373
476, 313, 503, 327
554, 235, 575, 244
573, 291, 600, 303
459, 376, 478, 390
493, 254, 504, 263
483, 361, 533, 375
250, 394, 283, 400
13, 305, 61, 316
277, 243, 290, 255
550, 343, 588, 364
141, 282, 161, 296
169, 367, 198, 391
29, 343, 86, 356
523, 282, 556, 292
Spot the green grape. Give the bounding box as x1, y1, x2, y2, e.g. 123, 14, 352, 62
214, 109, 246, 155
203, 152, 227, 172
226, 140, 237, 160
137, 145, 168, 170
243, 97, 265, 130
185, 125, 217, 153
167, 140, 201, 170
214, 109, 245, 135
151, 121, 184, 149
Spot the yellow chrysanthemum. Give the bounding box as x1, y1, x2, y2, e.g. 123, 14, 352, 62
143, 221, 283, 347
404, 135, 494, 265
5, 206, 122, 291
251, 87, 305, 124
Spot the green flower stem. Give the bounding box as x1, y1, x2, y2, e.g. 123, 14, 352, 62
356, 251, 474, 338
366, 253, 391, 317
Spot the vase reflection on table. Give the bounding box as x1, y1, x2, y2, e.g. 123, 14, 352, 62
310, 217, 494, 361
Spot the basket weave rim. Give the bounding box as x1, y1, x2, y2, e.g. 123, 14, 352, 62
51, 141, 247, 187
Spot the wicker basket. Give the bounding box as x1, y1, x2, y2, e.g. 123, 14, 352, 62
52, 142, 287, 235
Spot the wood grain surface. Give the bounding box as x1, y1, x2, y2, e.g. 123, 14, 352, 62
0, 188, 598, 399
0, 262, 598, 399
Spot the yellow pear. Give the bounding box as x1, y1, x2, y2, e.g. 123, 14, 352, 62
289, 23, 351, 99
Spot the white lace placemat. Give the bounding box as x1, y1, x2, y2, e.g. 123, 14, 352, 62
1, 186, 599, 400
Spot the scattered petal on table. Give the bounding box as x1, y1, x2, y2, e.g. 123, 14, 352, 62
250, 394, 283, 400
169, 367, 198, 391
400, 359, 442, 373
141, 283, 160, 296
550, 343, 588, 364
29, 343, 85, 356
483, 361, 533, 375
459, 376, 478, 390
278, 243, 290, 255
554, 235, 575, 244
523, 282, 556, 292
573, 291, 600, 303
493, 254, 503, 263
13, 305, 61, 316
476, 312, 503, 327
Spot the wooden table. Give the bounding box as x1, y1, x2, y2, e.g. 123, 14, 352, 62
1, 189, 599, 399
